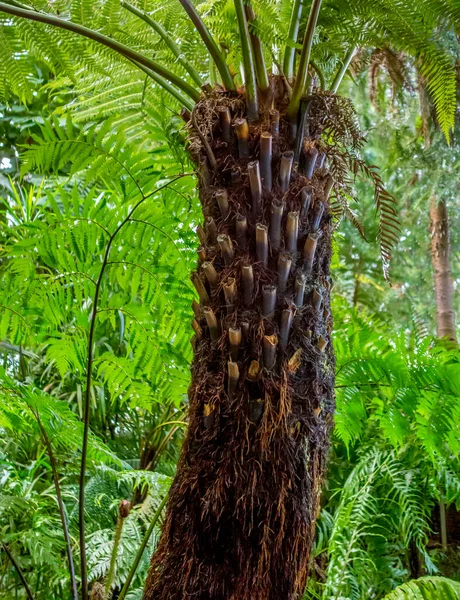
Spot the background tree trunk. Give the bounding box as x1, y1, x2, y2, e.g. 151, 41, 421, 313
429, 196, 457, 344
144, 86, 335, 600
429, 195, 456, 552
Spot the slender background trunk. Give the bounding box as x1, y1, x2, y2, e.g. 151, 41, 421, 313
429, 195, 456, 552
429, 196, 457, 343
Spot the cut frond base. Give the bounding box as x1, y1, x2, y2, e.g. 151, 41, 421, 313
144, 78, 380, 599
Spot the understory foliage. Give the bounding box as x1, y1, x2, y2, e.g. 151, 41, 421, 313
0, 103, 196, 597
0, 0, 458, 137
303, 301, 460, 600
382, 576, 460, 599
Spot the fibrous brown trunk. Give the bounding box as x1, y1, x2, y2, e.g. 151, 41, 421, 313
429, 196, 457, 344
144, 81, 335, 599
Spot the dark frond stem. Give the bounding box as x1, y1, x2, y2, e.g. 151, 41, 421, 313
330, 45, 357, 93
248, 161, 262, 215
256, 224, 268, 265
303, 233, 318, 273
145, 426, 182, 472
311, 201, 324, 231
223, 278, 237, 313
202, 261, 219, 288
33, 412, 78, 600
241, 265, 254, 307
106, 502, 131, 596
279, 152, 294, 193
206, 217, 218, 243
300, 186, 312, 217
263, 334, 277, 369
294, 98, 312, 163
244, 1, 269, 92
219, 107, 232, 143
131, 60, 195, 111
279, 309, 293, 350
287, 0, 322, 120
122, 1, 203, 87
270, 199, 284, 250
229, 327, 242, 360
294, 273, 306, 306
218, 234, 234, 265
192, 111, 217, 169
309, 59, 325, 89
228, 362, 240, 399
300, 147, 318, 179
283, 0, 304, 81
118, 494, 168, 600
236, 214, 248, 249
216, 189, 229, 220
192, 319, 202, 339
235, 118, 250, 158
277, 253, 292, 293
0, 542, 34, 600
234, 0, 259, 120
262, 285, 277, 317
269, 109, 280, 135
0, 2, 201, 102
285, 211, 299, 252
209, 53, 218, 86
79, 175, 189, 600
197, 246, 206, 262
260, 132, 273, 189
177, 0, 235, 91
2, 0, 28, 7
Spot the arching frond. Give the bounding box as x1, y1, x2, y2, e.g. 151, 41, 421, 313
382, 576, 460, 599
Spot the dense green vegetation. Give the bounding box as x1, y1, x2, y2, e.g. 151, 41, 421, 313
1, 0, 460, 599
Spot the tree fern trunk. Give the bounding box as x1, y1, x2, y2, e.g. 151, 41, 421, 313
144, 82, 335, 600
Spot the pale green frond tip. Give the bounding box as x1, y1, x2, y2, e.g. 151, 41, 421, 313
382, 576, 460, 599
0, 1, 201, 102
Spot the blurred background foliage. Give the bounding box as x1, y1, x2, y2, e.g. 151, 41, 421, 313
1, 3, 460, 599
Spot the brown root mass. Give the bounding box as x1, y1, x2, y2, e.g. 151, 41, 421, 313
144, 78, 338, 600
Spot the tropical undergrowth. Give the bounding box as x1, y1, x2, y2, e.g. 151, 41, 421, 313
0, 103, 197, 598
1, 103, 460, 599
304, 299, 460, 599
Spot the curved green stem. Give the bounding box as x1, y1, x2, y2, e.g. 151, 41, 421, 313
3, 0, 31, 8
1, 542, 34, 600
330, 45, 357, 93
117, 494, 168, 600
209, 53, 218, 86
122, 1, 203, 88
0, 2, 200, 102
287, 0, 322, 120
283, 0, 304, 81
145, 425, 181, 471
78, 174, 189, 600
244, 1, 269, 92
309, 59, 325, 89
234, 0, 259, 120
177, 0, 235, 91
105, 517, 124, 596
131, 59, 195, 110
34, 412, 78, 600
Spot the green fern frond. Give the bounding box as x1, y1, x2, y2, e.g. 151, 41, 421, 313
382, 576, 460, 599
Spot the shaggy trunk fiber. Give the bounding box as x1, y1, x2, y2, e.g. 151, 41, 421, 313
144, 83, 335, 600
429, 196, 457, 344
